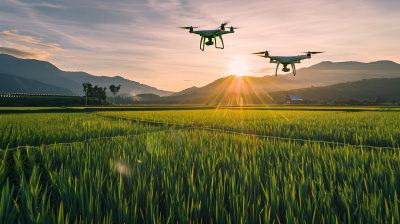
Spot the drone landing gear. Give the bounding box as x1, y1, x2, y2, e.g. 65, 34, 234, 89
291, 62, 296, 76
214, 35, 224, 49
275, 62, 280, 76
200, 37, 205, 51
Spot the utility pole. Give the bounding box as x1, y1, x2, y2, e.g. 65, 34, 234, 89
85, 89, 87, 106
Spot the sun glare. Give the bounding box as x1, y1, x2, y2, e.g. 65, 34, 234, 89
228, 59, 249, 76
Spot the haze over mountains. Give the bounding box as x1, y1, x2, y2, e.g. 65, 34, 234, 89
0, 72, 76, 95
171, 61, 400, 96
1, 53, 399, 104
0, 54, 173, 96
268, 77, 400, 102
123, 76, 400, 105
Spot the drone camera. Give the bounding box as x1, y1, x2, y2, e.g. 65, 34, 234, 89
282, 68, 290, 72
205, 38, 214, 46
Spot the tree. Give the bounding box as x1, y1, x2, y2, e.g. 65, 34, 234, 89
391, 99, 397, 105
109, 84, 121, 104
326, 98, 333, 103
92, 85, 107, 101
347, 99, 356, 105
277, 98, 286, 104
83, 82, 93, 96
336, 97, 346, 105
374, 97, 387, 105
82, 82, 93, 106
82, 82, 107, 104
354, 100, 363, 106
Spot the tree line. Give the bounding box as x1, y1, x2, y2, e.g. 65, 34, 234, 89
82, 82, 121, 104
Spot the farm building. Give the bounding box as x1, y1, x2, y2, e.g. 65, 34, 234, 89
285, 95, 303, 104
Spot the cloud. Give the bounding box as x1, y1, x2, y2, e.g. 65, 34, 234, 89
0, 30, 66, 51
1, 0, 399, 92
183, 80, 204, 84
30, 2, 65, 9
0, 42, 51, 59
254, 68, 276, 73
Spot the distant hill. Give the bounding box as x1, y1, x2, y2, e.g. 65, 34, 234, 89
169, 60, 400, 97
0, 54, 82, 94
268, 77, 400, 102
170, 86, 199, 96
0, 54, 174, 96
0, 73, 76, 95
144, 60, 400, 104
59, 71, 173, 97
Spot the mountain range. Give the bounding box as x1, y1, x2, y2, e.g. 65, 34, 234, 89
1, 53, 399, 103
0, 72, 76, 95
118, 76, 400, 105
268, 77, 400, 102
171, 60, 400, 97
0, 54, 173, 96
144, 60, 399, 104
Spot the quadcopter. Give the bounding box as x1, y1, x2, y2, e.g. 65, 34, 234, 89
252, 50, 325, 76
179, 22, 238, 51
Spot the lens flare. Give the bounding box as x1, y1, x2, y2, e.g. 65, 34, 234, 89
228, 59, 249, 77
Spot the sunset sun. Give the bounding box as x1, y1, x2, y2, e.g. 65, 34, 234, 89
228, 59, 249, 77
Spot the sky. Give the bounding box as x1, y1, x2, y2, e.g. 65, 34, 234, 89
0, 0, 399, 92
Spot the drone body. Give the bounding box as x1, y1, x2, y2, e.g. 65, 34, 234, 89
253, 51, 325, 76
179, 23, 237, 51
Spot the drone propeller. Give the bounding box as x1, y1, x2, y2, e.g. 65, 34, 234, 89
221, 21, 229, 26
252, 51, 266, 55
217, 21, 230, 29
178, 26, 199, 29
252, 48, 280, 55
302, 51, 325, 54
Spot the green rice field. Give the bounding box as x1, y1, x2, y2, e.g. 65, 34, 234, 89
97, 110, 400, 148
0, 110, 400, 223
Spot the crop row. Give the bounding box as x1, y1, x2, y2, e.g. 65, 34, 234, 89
97, 110, 400, 147
1, 129, 400, 223
0, 113, 166, 149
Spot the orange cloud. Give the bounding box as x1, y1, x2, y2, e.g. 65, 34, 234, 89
254, 68, 276, 73
0, 42, 51, 60
0, 30, 66, 51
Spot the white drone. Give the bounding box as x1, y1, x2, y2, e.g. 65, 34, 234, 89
253, 50, 325, 76
179, 22, 239, 51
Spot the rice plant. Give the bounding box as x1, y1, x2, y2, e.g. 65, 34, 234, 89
0, 113, 166, 149
97, 110, 400, 147
1, 128, 399, 223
